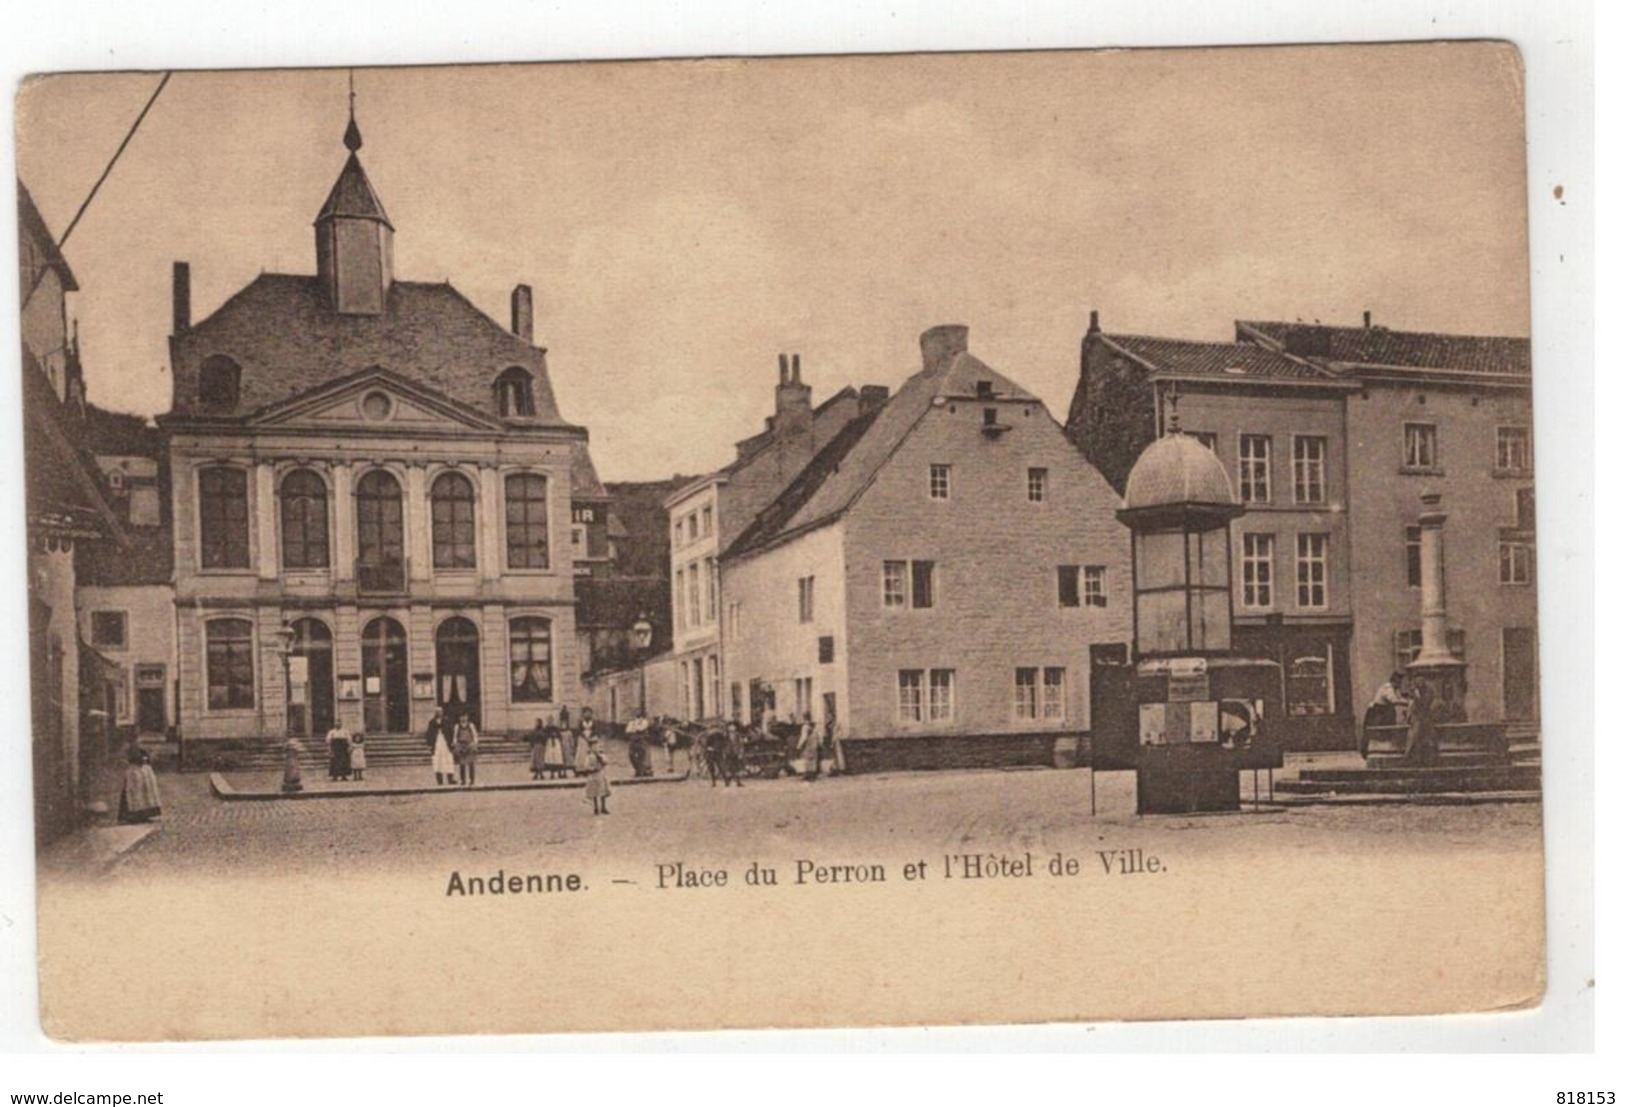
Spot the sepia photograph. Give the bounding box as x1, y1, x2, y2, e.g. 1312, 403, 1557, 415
10, 37, 1564, 1045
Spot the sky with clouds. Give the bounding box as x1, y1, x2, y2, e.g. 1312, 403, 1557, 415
16, 44, 1529, 481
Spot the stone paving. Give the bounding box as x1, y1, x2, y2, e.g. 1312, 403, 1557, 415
39, 747, 1544, 886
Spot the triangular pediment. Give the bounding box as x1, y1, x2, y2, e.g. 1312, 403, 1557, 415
247, 367, 503, 433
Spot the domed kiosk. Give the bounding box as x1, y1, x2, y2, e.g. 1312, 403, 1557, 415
1092, 410, 1284, 814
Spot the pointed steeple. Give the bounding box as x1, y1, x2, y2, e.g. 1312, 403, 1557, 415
314, 76, 394, 315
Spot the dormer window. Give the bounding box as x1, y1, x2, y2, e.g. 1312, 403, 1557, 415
496, 366, 536, 417
198, 355, 242, 410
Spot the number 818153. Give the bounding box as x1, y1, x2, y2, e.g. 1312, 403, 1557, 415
1557, 1094, 1615, 1104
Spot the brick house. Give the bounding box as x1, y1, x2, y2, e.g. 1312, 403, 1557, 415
722, 325, 1131, 771
157, 113, 604, 744
1066, 312, 1536, 748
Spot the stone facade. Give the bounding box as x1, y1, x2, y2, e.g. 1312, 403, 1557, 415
158, 116, 602, 744
1066, 315, 1536, 748
724, 326, 1132, 766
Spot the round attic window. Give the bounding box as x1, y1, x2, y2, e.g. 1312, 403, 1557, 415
360, 391, 394, 422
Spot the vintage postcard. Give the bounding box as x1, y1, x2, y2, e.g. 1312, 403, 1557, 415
15, 43, 1543, 1041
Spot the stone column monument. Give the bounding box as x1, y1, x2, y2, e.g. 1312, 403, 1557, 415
1406, 491, 1468, 723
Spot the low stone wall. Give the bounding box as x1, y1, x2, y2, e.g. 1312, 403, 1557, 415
841, 732, 1079, 774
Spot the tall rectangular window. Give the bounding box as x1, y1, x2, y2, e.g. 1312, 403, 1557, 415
503, 472, 550, 569
1014, 668, 1038, 719
1497, 426, 1532, 473
1239, 435, 1271, 503
205, 618, 256, 710
928, 669, 955, 721
882, 560, 908, 608
1403, 423, 1439, 470
1405, 526, 1423, 587
708, 655, 721, 719
1027, 467, 1048, 503
199, 466, 250, 569
929, 463, 951, 501
508, 617, 554, 703
703, 556, 717, 623
797, 575, 815, 623
674, 568, 687, 632
1241, 533, 1274, 608
1058, 565, 1080, 608
1499, 540, 1533, 585
1296, 532, 1329, 609
687, 561, 702, 627
701, 505, 714, 536
687, 513, 698, 541
1083, 566, 1107, 608
1042, 667, 1066, 720
911, 560, 936, 609
898, 670, 924, 722
1292, 436, 1327, 504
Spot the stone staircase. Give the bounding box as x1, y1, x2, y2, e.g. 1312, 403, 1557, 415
1279, 724, 1541, 804
182, 732, 538, 773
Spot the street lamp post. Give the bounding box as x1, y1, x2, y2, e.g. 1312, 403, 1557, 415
271, 623, 296, 737
631, 613, 654, 714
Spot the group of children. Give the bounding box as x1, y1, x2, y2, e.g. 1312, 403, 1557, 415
522, 708, 612, 814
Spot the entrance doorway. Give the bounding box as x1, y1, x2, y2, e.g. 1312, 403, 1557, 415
1502, 626, 1538, 721
1088, 642, 1134, 770
362, 616, 410, 733
435, 616, 482, 726
134, 663, 167, 734
289, 619, 335, 737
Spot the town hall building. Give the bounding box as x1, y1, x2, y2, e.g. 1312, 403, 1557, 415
158, 109, 607, 744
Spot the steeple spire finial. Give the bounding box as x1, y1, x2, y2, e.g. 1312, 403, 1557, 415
1165, 383, 1183, 435
343, 70, 363, 152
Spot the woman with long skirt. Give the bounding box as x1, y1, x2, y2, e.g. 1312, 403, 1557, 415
118, 743, 162, 823
583, 733, 611, 815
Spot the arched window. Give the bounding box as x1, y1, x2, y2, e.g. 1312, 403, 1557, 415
205, 618, 255, 710
279, 468, 330, 570
509, 617, 553, 703
495, 367, 536, 417
504, 472, 549, 569
355, 470, 405, 591
198, 355, 242, 410
198, 466, 250, 569
430, 471, 477, 569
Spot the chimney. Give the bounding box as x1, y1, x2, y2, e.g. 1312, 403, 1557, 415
1088, 310, 1100, 334
172, 262, 191, 334
511, 284, 535, 342
920, 324, 969, 373
773, 351, 814, 460
859, 385, 890, 415
1363, 310, 1372, 329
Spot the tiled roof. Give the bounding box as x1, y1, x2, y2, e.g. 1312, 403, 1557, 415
81, 403, 163, 458
76, 521, 174, 586
1101, 333, 1329, 380
569, 439, 608, 499
170, 274, 569, 424
316, 154, 393, 228
1237, 320, 1531, 375
17, 181, 77, 292
726, 347, 1035, 559
725, 406, 882, 558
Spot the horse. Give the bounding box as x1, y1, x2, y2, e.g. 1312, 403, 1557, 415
703, 726, 745, 787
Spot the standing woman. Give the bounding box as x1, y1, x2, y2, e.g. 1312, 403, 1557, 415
426, 708, 456, 787
583, 731, 612, 815
453, 711, 480, 787
797, 712, 821, 781
573, 708, 598, 777
527, 717, 549, 781
118, 743, 162, 823
542, 715, 567, 779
